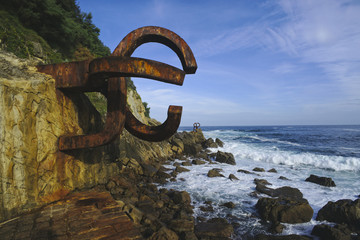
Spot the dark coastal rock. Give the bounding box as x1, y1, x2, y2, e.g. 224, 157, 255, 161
238, 169, 252, 174
254, 178, 272, 186
268, 168, 277, 173
168, 191, 191, 205
316, 199, 360, 231
311, 224, 352, 240
200, 204, 214, 212
253, 167, 265, 172
305, 174, 336, 187
169, 219, 195, 233
269, 222, 285, 234
184, 143, 203, 156
182, 161, 192, 166
255, 234, 312, 240
191, 159, 206, 165
255, 183, 303, 201
279, 176, 290, 181
195, 218, 234, 239
202, 138, 218, 148
207, 169, 225, 178
215, 138, 224, 147
229, 174, 239, 181
215, 151, 236, 165
175, 166, 190, 173
256, 197, 313, 223
222, 202, 236, 209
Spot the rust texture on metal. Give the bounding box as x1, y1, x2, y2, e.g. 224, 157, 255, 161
36, 26, 197, 151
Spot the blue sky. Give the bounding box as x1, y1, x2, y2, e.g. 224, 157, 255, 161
77, 0, 360, 126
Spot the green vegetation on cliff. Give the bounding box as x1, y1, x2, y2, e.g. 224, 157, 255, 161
0, 0, 110, 62
0, 0, 151, 117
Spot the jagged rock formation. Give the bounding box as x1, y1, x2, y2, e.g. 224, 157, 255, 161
0, 51, 174, 221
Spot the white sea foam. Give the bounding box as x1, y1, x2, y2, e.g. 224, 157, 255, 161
162, 129, 360, 237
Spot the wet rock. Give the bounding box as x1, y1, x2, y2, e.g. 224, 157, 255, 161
311, 224, 352, 240
229, 174, 239, 181
238, 169, 252, 174
279, 176, 290, 181
269, 222, 285, 234
215, 151, 236, 165
305, 174, 336, 187
195, 218, 234, 239
182, 161, 192, 166
256, 197, 313, 224
175, 166, 190, 173
255, 234, 312, 240
192, 159, 206, 165
202, 138, 218, 148
256, 185, 303, 201
316, 199, 360, 231
222, 202, 236, 209
268, 168, 277, 173
207, 169, 225, 178
253, 167, 265, 172
200, 204, 214, 212
215, 138, 224, 147
254, 178, 272, 186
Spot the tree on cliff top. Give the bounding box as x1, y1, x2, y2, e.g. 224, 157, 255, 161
0, 0, 110, 61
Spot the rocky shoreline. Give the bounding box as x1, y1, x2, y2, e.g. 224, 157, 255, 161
0, 128, 359, 239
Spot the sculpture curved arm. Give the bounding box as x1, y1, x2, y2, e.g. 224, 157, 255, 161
58, 78, 126, 150
112, 26, 197, 74
89, 56, 185, 86
125, 105, 182, 142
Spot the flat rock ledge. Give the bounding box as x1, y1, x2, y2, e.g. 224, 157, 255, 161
0, 190, 142, 240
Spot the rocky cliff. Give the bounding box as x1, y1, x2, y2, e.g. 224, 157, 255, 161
0, 50, 175, 221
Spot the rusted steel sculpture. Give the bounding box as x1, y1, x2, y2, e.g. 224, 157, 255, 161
37, 26, 197, 151
193, 122, 200, 132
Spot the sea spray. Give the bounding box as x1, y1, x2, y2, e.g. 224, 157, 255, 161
164, 125, 360, 237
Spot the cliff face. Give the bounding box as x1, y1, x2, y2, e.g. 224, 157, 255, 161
0, 51, 175, 221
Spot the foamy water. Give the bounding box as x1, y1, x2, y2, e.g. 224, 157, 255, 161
162, 126, 360, 239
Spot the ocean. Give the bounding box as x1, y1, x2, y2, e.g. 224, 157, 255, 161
163, 125, 360, 239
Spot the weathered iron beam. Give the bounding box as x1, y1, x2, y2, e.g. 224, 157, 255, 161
36, 26, 197, 150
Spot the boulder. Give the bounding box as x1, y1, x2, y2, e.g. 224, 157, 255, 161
255, 184, 303, 201
279, 176, 290, 181
222, 202, 236, 209
305, 174, 336, 187
215, 138, 224, 147
253, 167, 265, 172
191, 159, 206, 165
202, 138, 218, 148
254, 178, 272, 186
316, 199, 360, 231
268, 168, 277, 173
256, 197, 313, 224
215, 151, 236, 165
195, 218, 234, 239
181, 161, 192, 166
175, 166, 190, 173
229, 174, 239, 181
311, 224, 352, 240
238, 169, 252, 174
207, 169, 225, 178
